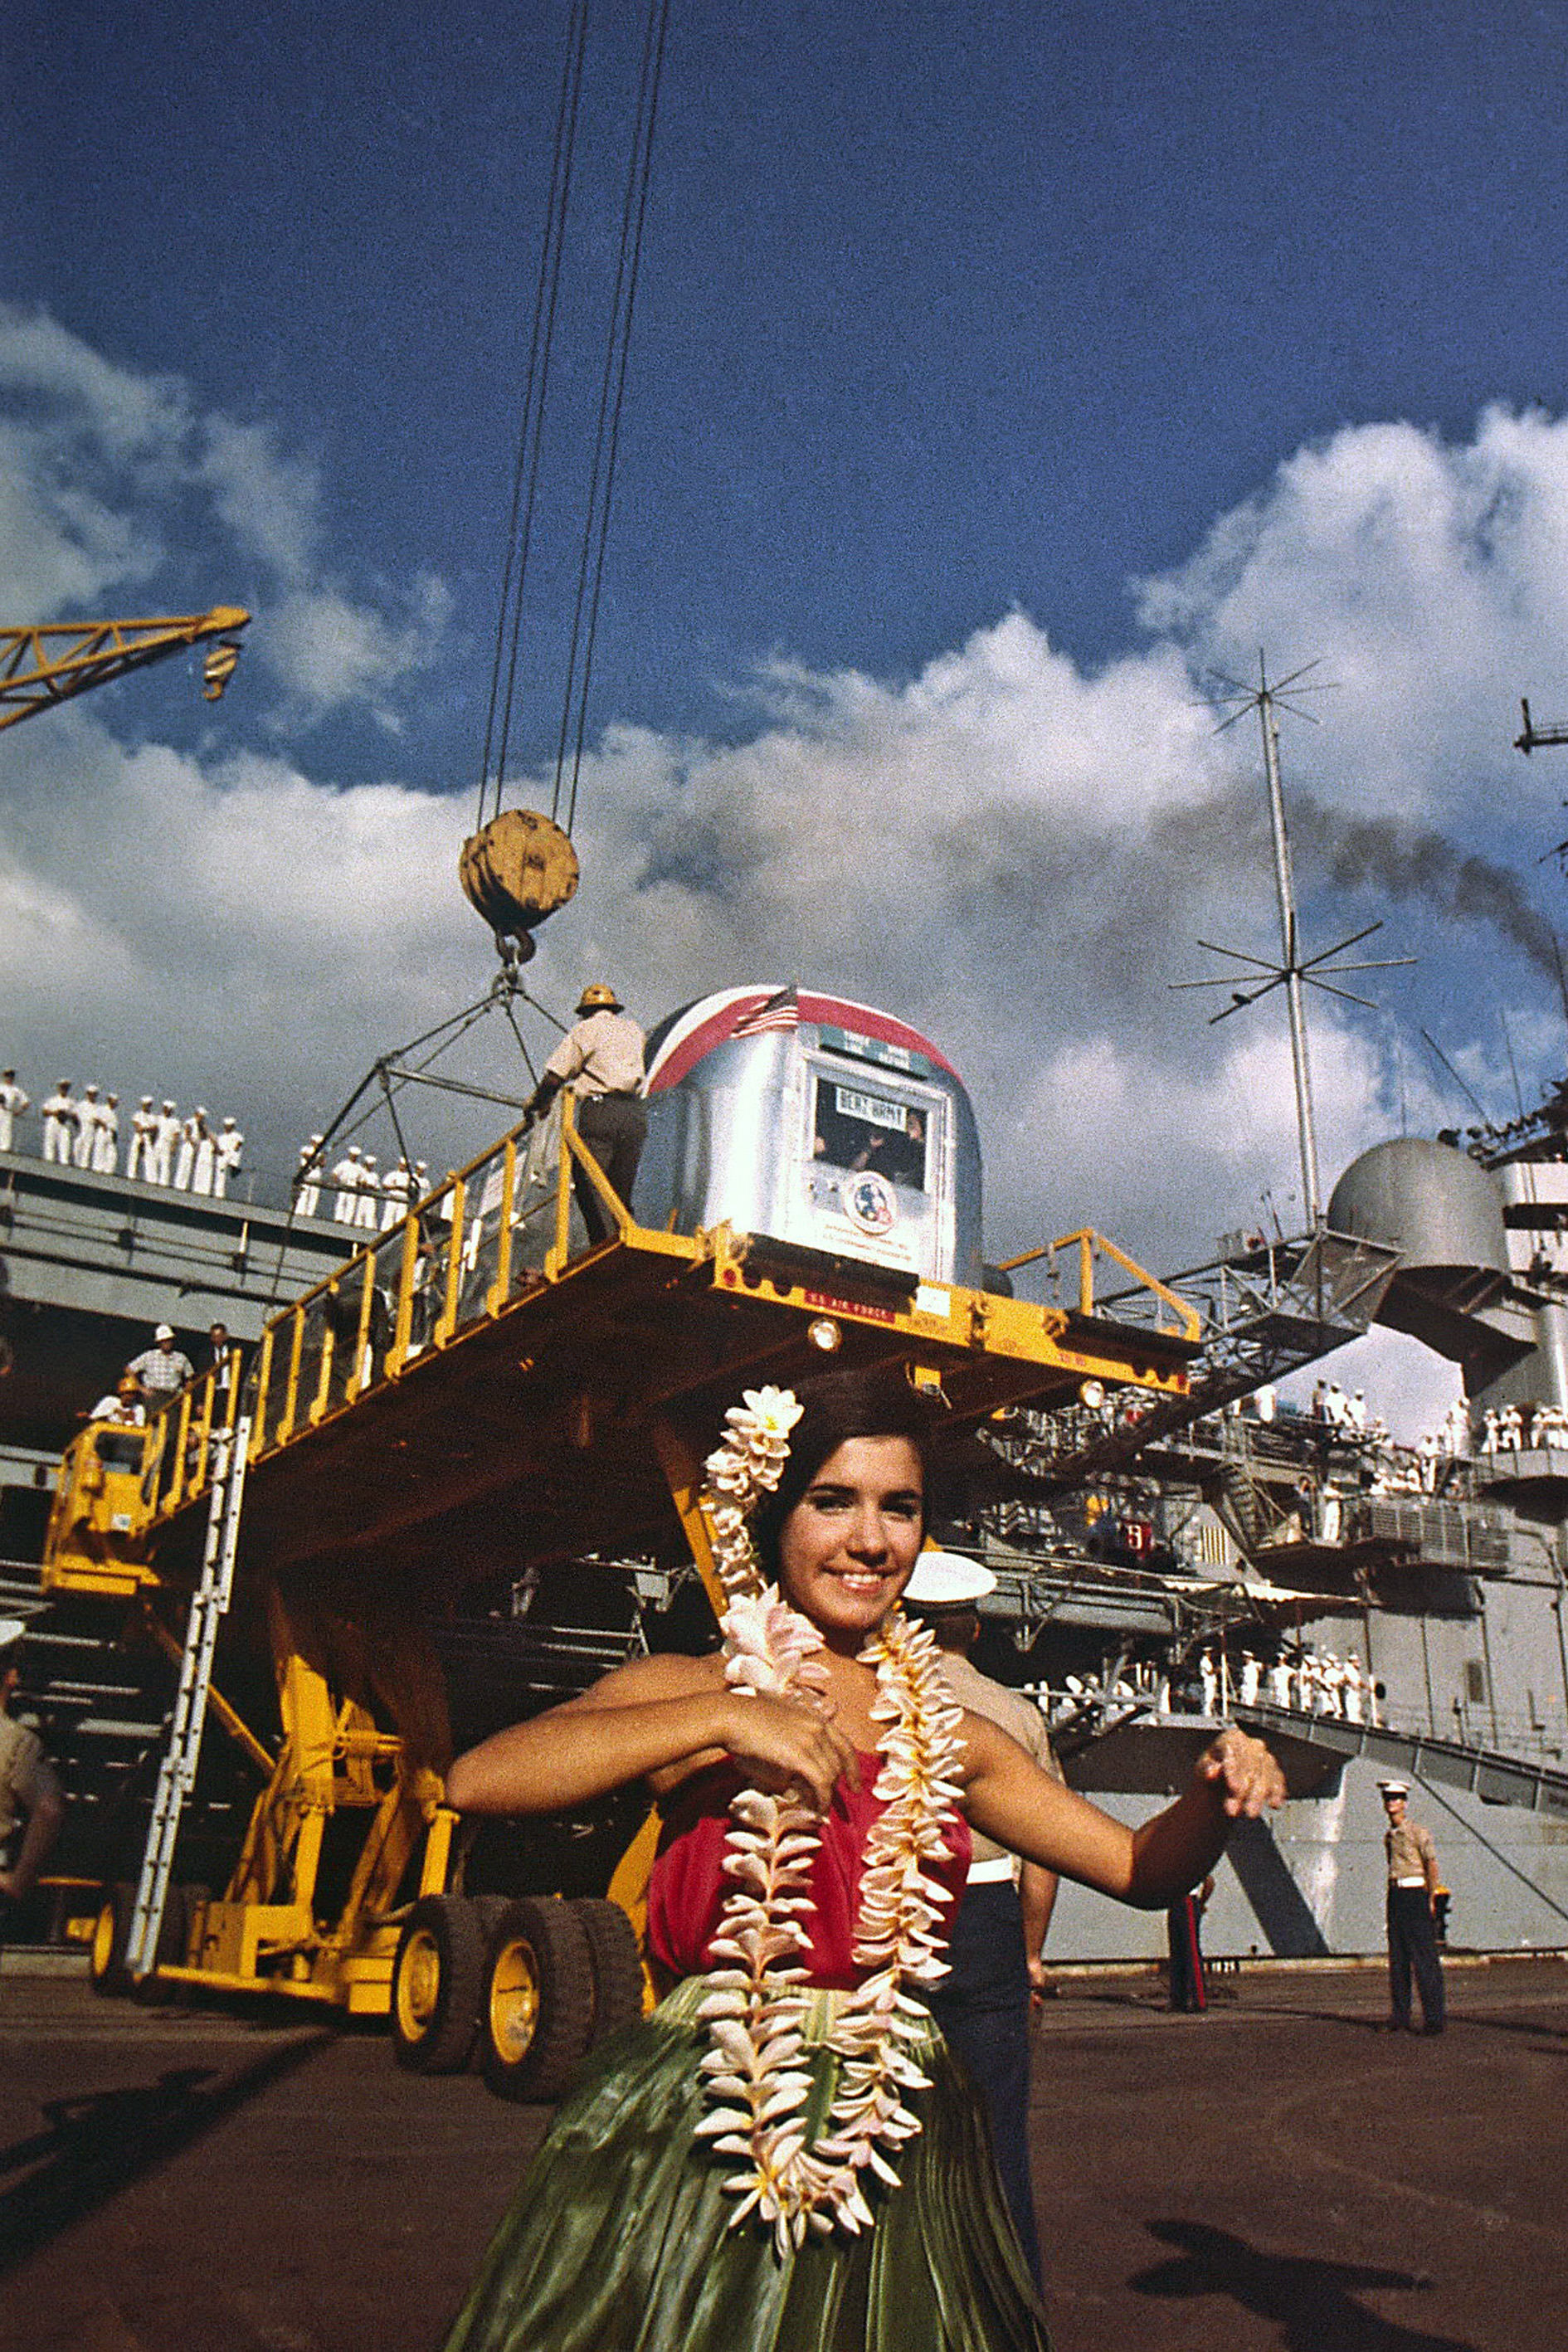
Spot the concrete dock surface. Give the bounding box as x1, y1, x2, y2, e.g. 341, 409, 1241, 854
1, 1956, 1563, 2352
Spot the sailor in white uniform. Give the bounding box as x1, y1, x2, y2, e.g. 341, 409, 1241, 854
381, 1157, 416, 1228
331, 1146, 363, 1224
174, 1109, 200, 1191
93, 1093, 120, 1175
148, 1102, 179, 1188
295, 1136, 325, 1220
354, 1153, 381, 1229
41, 1084, 74, 1165
213, 1118, 243, 1198
72, 1085, 103, 1170
126, 1097, 158, 1181
0, 1072, 28, 1153
191, 1111, 217, 1196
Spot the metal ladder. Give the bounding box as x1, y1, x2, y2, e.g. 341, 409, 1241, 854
125, 1414, 251, 1979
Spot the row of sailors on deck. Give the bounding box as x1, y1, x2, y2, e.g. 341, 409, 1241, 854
293, 1139, 429, 1229
1477, 1402, 1568, 1453
2, 1075, 243, 1195
1048, 1646, 1380, 1726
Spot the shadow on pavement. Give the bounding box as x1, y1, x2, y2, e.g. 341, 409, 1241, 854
1131, 2218, 1479, 2351
0, 2034, 332, 2274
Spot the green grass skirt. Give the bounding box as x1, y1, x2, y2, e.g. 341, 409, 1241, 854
442, 1979, 1051, 2352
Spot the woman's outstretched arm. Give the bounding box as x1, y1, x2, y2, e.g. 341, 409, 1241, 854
962, 1718, 1284, 1909
445, 1651, 859, 1818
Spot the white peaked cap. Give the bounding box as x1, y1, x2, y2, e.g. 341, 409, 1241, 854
1378, 1779, 1410, 1797
903, 1551, 997, 1605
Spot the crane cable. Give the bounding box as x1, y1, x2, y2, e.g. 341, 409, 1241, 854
477, 0, 592, 835
553, 0, 673, 836
475, 0, 673, 842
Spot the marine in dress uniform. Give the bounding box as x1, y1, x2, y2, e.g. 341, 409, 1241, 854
906, 1552, 1057, 2290
0, 1070, 28, 1152
1381, 1780, 1445, 2033
524, 982, 646, 1246
0, 1619, 64, 1945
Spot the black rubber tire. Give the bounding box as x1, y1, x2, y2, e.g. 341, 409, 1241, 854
481, 1897, 595, 2102
391, 1895, 488, 2075
572, 1897, 646, 2043
88, 1881, 134, 1999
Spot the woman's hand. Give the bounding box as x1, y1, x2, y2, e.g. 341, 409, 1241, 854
1194, 1726, 1286, 1819
721, 1692, 860, 1814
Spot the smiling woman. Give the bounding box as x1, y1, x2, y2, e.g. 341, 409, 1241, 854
439, 1368, 1283, 2352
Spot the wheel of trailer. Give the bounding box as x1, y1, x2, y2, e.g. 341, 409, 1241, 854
392, 1895, 488, 2075
481, 1897, 595, 2101
89, 1881, 135, 1999
571, 1898, 646, 2043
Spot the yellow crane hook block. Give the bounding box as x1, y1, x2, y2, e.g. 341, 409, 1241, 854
460, 809, 580, 943
202, 639, 243, 700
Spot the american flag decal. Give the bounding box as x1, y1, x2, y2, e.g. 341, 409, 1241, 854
731, 986, 800, 1038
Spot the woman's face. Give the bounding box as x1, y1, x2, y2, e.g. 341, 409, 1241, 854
776, 1434, 925, 1650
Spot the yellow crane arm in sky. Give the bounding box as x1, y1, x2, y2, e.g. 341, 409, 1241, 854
0, 606, 251, 731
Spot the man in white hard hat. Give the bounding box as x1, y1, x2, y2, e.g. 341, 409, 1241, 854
524, 982, 647, 1246
1380, 1780, 1445, 2034
903, 1551, 1059, 2288
126, 1323, 195, 1404
0, 1619, 64, 1941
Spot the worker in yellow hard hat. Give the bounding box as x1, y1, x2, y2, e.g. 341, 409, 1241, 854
524, 984, 647, 1244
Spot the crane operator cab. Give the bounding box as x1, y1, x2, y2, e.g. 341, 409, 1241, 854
637, 987, 983, 1288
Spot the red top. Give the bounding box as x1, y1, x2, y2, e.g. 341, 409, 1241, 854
646, 1755, 972, 1991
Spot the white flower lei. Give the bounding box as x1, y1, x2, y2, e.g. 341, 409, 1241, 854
689, 1385, 967, 2253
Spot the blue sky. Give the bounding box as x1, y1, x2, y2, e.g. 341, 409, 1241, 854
8, 0, 1568, 1426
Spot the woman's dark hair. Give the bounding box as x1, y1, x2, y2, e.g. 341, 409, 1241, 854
750, 1366, 934, 1580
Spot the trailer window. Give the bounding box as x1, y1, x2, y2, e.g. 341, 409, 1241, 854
812, 1079, 928, 1191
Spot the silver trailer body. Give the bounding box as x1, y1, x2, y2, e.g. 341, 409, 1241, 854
639, 987, 984, 1288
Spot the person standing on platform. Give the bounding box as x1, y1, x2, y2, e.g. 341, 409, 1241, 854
0, 1070, 28, 1152
214, 1117, 243, 1198
331, 1144, 363, 1224
0, 1620, 63, 1945
523, 981, 646, 1246
71, 1084, 103, 1169
1380, 1780, 1445, 2035
126, 1323, 195, 1404
41, 1083, 74, 1164
381, 1157, 416, 1228
904, 1551, 1059, 2291
191, 1111, 217, 1196
354, 1153, 381, 1230
295, 1136, 325, 1219
1166, 1874, 1213, 2012
93, 1092, 119, 1174
148, 1102, 179, 1187
126, 1096, 158, 1181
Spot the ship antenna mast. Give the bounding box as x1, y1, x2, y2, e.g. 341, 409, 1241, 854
1173, 652, 1414, 1227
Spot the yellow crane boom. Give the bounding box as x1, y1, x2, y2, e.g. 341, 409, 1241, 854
0, 606, 251, 730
